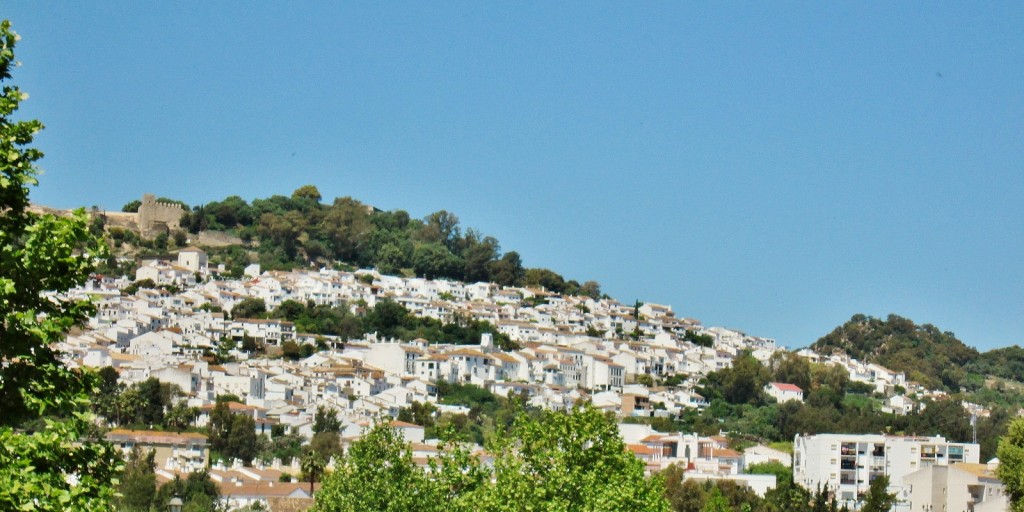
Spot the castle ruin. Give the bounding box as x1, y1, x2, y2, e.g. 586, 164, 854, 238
138, 193, 184, 238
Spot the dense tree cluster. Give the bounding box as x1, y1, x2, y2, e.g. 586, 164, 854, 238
176, 185, 601, 295
314, 404, 670, 511
92, 373, 198, 430
117, 448, 229, 512
633, 350, 1012, 460
397, 381, 524, 445
208, 398, 259, 465
230, 297, 517, 352
153, 471, 221, 512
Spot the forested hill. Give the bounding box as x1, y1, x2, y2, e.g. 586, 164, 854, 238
810, 313, 1024, 391
118, 185, 602, 297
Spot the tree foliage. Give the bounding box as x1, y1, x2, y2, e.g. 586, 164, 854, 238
812, 314, 978, 390
208, 401, 258, 465
859, 475, 897, 512
997, 417, 1024, 512
0, 20, 121, 510
154, 471, 221, 512
173, 186, 600, 295
116, 446, 157, 512
314, 418, 433, 512
315, 405, 669, 511
479, 404, 670, 511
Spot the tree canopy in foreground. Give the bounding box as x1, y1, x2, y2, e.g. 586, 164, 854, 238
314, 404, 670, 512
0, 19, 121, 510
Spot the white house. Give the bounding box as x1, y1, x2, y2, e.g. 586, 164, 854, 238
765, 382, 804, 403
177, 247, 208, 274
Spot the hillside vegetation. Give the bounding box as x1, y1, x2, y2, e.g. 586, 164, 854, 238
118, 185, 601, 298
811, 313, 1024, 393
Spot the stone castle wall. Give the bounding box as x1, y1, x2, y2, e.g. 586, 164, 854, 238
138, 193, 184, 238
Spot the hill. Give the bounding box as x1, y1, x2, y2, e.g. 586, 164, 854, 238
811, 314, 979, 390
96, 186, 603, 298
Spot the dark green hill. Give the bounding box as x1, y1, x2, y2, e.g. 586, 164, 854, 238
811, 314, 979, 390
966, 345, 1024, 382
105, 185, 602, 298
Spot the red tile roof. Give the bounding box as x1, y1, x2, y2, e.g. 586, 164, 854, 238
770, 382, 803, 392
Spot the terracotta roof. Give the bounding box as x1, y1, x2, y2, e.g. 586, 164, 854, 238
389, 420, 423, 429
769, 382, 803, 392
627, 444, 658, 455
712, 448, 741, 458
106, 429, 208, 444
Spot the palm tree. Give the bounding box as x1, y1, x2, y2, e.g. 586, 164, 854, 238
300, 449, 326, 496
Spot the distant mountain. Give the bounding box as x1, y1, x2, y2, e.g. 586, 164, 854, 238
810, 314, 980, 390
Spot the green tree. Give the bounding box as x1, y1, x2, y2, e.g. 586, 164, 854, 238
314, 420, 435, 512
309, 431, 344, 462
860, 475, 896, 512
314, 406, 342, 434
261, 430, 305, 465
226, 413, 258, 465
122, 199, 142, 212
292, 184, 323, 204
116, 446, 156, 512
487, 251, 524, 287
478, 404, 670, 511
154, 471, 220, 512
164, 401, 199, 432
700, 487, 730, 512
523, 267, 567, 294
768, 351, 812, 392
461, 232, 499, 283
319, 196, 371, 264
0, 20, 121, 510
232, 297, 267, 319
997, 417, 1024, 512
412, 242, 463, 280
362, 298, 409, 339
314, 406, 668, 511
375, 241, 411, 275
578, 280, 602, 298
684, 329, 716, 348
720, 351, 770, 405
282, 340, 302, 360
661, 466, 707, 512
136, 376, 166, 426
300, 449, 327, 496
421, 209, 461, 252
208, 401, 232, 455
911, 397, 972, 442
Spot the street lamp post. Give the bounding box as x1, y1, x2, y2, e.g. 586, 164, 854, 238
167, 496, 183, 512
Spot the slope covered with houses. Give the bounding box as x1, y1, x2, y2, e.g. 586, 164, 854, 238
56, 248, 992, 510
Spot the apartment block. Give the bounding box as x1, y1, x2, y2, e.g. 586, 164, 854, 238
794, 433, 979, 511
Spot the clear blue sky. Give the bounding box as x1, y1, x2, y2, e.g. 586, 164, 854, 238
6, 3, 1023, 351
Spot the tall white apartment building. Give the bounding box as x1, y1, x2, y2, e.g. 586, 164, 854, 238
793, 433, 980, 511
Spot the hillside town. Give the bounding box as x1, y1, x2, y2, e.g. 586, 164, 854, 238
57, 247, 1004, 511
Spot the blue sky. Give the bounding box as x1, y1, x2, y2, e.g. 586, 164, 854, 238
6, 3, 1023, 350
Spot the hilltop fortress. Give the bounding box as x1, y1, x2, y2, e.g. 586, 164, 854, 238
30, 193, 185, 240
137, 193, 183, 238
